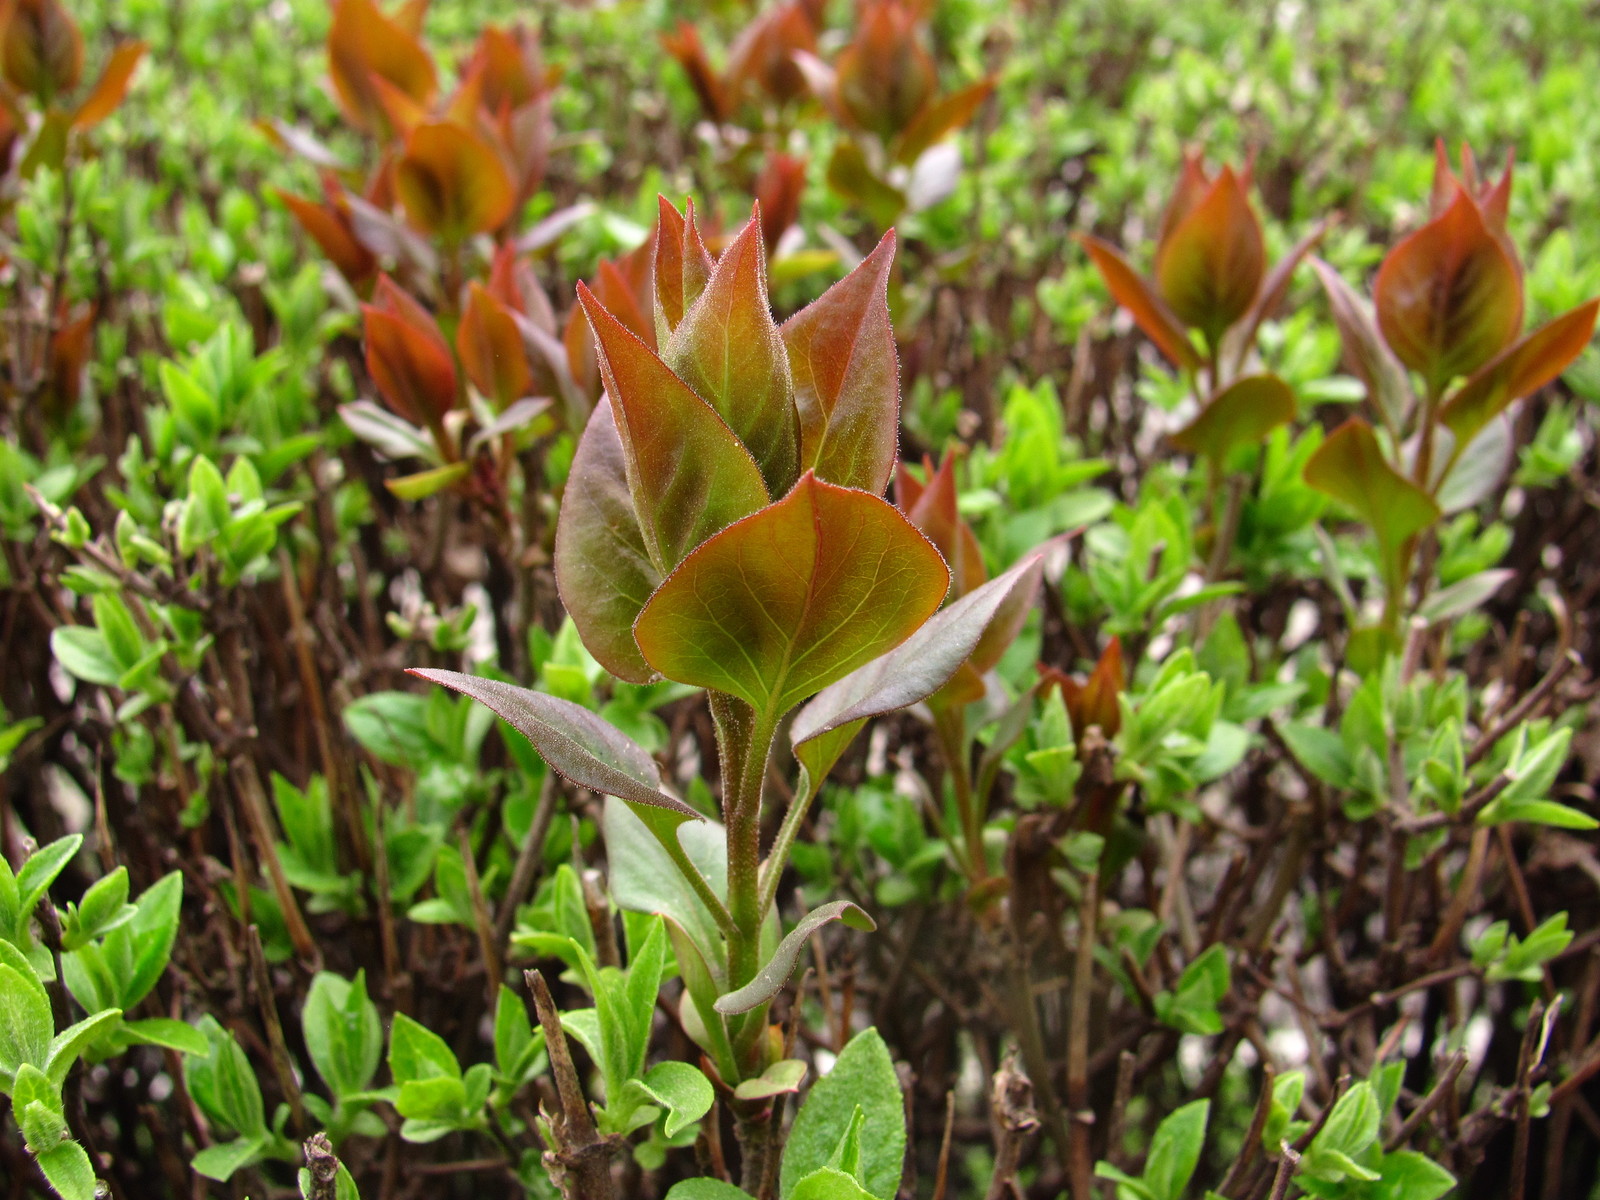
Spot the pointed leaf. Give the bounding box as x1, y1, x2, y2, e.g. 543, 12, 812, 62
634, 473, 949, 716
363, 277, 457, 425
579, 285, 769, 573
1375, 189, 1523, 393
1170, 373, 1296, 462
633, 1060, 714, 1138
554, 399, 663, 682
1439, 299, 1598, 446
408, 670, 701, 820
1077, 234, 1202, 370
654, 196, 716, 344
783, 231, 899, 494
458, 282, 534, 409
327, 0, 437, 135
1223, 218, 1329, 376
1311, 257, 1414, 434
780, 1028, 904, 1200
895, 77, 994, 165
715, 901, 874, 1014
1305, 419, 1439, 583
791, 553, 1043, 781
1154, 167, 1264, 349
665, 215, 800, 497
72, 39, 145, 129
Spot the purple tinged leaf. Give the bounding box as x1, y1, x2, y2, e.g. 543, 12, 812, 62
1311, 257, 1414, 435
553, 399, 662, 683
409, 669, 701, 820
782, 230, 900, 494
790, 553, 1045, 784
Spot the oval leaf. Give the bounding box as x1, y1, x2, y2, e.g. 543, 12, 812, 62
634, 473, 950, 716
1077, 233, 1202, 370
1170, 373, 1296, 463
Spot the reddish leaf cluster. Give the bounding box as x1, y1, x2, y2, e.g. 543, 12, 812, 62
278, 0, 558, 276
1078, 153, 1319, 466
1304, 144, 1599, 612
662, 0, 823, 125
555, 198, 953, 720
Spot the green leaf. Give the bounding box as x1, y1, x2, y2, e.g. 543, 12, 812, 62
34, 1138, 97, 1200
781, 1028, 904, 1200
1372, 1151, 1455, 1200
387, 1013, 460, 1085
789, 1167, 876, 1200
1304, 419, 1439, 599
61, 867, 132, 951
1170, 374, 1295, 463
187, 1017, 268, 1139
716, 901, 876, 1014
0, 963, 53, 1080
631, 1060, 715, 1138
191, 1137, 266, 1182
1417, 569, 1514, 625
665, 1181, 755, 1200
635, 473, 950, 717
1304, 1082, 1380, 1182
121, 1018, 208, 1056
578, 285, 769, 573
408, 671, 701, 821
1145, 1100, 1210, 1200
603, 798, 728, 962
384, 462, 471, 501
734, 1058, 809, 1101
17, 836, 80, 921
51, 627, 122, 685
1278, 723, 1353, 789
304, 971, 382, 1098
45, 1009, 122, 1088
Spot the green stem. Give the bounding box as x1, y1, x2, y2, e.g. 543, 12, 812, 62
709, 692, 779, 994
757, 769, 813, 922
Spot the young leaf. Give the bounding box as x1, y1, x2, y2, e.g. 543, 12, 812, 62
1438, 299, 1599, 446
408, 670, 702, 820
781, 1028, 904, 1200
388, 1013, 461, 1085
1154, 166, 1264, 349
1374, 189, 1522, 394
715, 901, 875, 1014
782, 231, 899, 495
634, 473, 949, 717
665, 1182, 755, 1200
654, 196, 716, 343
578, 285, 769, 573
303, 971, 382, 1099
1144, 1099, 1210, 1200
1170, 373, 1295, 463
664, 215, 800, 496
790, 553, 1044, 784
34, 1138, 96, 1200
0, 964, 52, 1083
553, 398, 663, 682
1076, 234, 1202, 371
631, 1060, 714, 1138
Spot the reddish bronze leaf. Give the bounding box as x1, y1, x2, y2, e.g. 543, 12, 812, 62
1077, 233, 1203, 371
1310, 257, 1412, 434
660, 22, 728, 121
836, 0, 937, 141
1154, 165, 1265, 350
394, 119, 516, 241
896, 453, 985, 598
72, 38, 144, 129
327, 0, 437, 138
1439, 299, 1599, 448
362, 276, 457, 425
654, 196, 715, 344
634, 472, 949, 716
895, 77, 994, 165
553, 398, 662, 684
458, 282, 534, 410
664, 213, 800, 497
1, 0, 82, 101
725, 0, 817, 108
276, 180, 379, 289
754, 154, 807, 255
783, 230, 899, 494
1374, 188, 1522, 395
